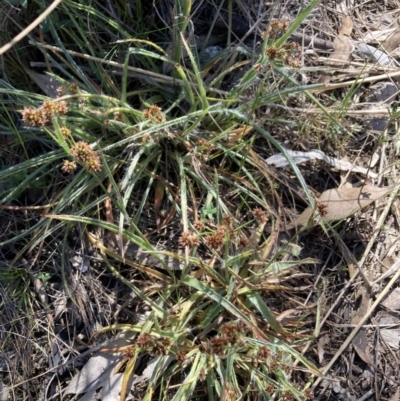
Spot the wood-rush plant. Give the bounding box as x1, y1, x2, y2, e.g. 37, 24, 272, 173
0, 0, 326, 399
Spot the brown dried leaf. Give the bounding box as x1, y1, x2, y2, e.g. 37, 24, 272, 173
338, 15, 353, 36
318, 16, 353, 85
289, 184, 396, 229
377, 312, 400, 350
329, 35, 352, 66
381, 287, 400, 310
352, 287, 374, 366
382, 31, 400, 53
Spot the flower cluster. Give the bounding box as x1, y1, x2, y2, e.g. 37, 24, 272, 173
113, 111, 122, 121
238, 236, 249, 249
266, 41, 302, 68
317, 201, 328, 217
259, 346, 272, 359
136, 333, 172, 356
193, 220, 205, 232
267, 20, 289, 40
222, 215, 233, 229
70, 141, 102, 173
179, 231, 201, 249
221, 321, 246, 342
208, 321, 247, 355
60, 126, 71, 138
282, 42, 302, 68
205, 226, 226, 249
22, 100, 69, 127
176, 350, 187, 363
196, 139, 215, 160
22, 107, 46, 127
209, 336, 228, 355
42, 100, 68, 119
142, 104, 164, 123
281, 391, 295, 401
123, 345, 136, 359
252, 207, 268, 224
61, 160, 77, 174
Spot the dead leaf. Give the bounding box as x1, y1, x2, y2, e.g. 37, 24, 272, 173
352, 286, 374, 366
361, 27, 397, 44
317, 333, 330, 363
100, 373, 134, 401
64, 337, 133, 397
0, 381, 9, 401
381, 327, 400, 349
318, 16, 353, 85
30, 273, 48, 305
338, 15, 353, 36
382, 31, 400, 53
327, 34, 352, 66
133, 355, 175, 386
382, 287, 400, 310
265, 148, 377, 178
64, 352, 120, 397
388, 386, 399, 401
377, 313, 400, 350
289, 184, 396, 229
25, 69, 64, 98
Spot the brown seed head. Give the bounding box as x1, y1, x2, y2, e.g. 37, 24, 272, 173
252, 207, 268, 224
60, 126, 71, 138
179, 231, 201, 248
61, 160, 77, 174
70, 141, 102, 173
193, 220, 205, 232
22, 107, 47, 127
205, 226, 226, 249
136, 333, 153, 348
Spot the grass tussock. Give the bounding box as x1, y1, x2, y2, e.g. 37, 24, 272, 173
2, 0, 388, 400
